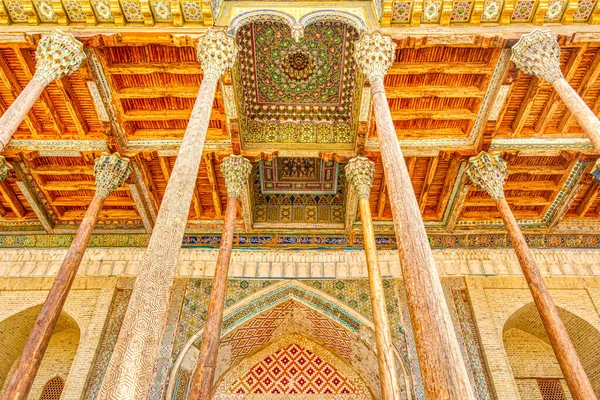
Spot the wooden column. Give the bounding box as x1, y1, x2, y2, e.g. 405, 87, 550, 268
0, 30, 85, 152
1, 153, 130, 400
189, 155, 251, 400
354, 31, 475, 400
345, 156, 402, 400
466, 152, 597, 400
97, 29, 238, 400
512, 30, 600, 152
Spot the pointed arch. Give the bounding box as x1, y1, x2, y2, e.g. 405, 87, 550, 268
166, 280, 411, 399
503, 302, 600, 396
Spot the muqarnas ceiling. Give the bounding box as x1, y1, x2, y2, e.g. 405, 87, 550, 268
253, 158, 345, 226
235, 20, 362, 150
260, 158, 339, 195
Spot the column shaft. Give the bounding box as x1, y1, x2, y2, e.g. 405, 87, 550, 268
359, 198, 402, 400
496, 197, 597, 400
1, 195, 105, 400
0, 79, 45, 152
552, 78, 600, 152
189, 196, 238, 399
371, 76, 475, 399
98, 74, 219, 399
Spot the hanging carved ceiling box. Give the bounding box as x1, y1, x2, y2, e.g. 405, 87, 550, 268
234, 20, 363, 151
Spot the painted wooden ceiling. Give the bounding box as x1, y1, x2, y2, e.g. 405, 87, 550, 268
0, 16, 598, 239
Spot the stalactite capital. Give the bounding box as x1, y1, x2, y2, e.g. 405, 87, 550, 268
466, 151, 508, 200
197, 28, 238, 79
34, 30, 86, 85
221, 155, 251, 199
511, 30, 563, 84
592, 158, 600, 185
0, 156, 13, 182
94, 152, 131, 199
345, 156, 374, 200
353, 31, 396, 84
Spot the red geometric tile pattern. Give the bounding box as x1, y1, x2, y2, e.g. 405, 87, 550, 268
304, 308, 354, 362
228, 343, 358, 394
220, 300, 300, 360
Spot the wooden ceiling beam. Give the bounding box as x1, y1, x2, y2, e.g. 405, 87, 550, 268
32, 164, 95, 175
0, 54, 42, 138
13, 48, 65, 137
535, 45, 587, 134
132, 128, 224, 138
576, 183, 599, 217
465, 196, 551, 206
42, 180, 128, 191
419, 157, 439, 213
0, 181, 25, 218
114, 86, 221, 99
384, 86, 485, 99
511, 76, 541, 135
108, 62, 200, 75
557, 50, 600, 132
461, 210, 541, 219
390, 108, 477, 121
60, 209, 139, 220
122, 109, 225, 121
502, 181, 562, 191
507, 164, 568, 174
204, 152, 222, 218
52, 196, 135, 207
0, 200, 7, 218
387, 62, 494, 75
396, 128, 466, 138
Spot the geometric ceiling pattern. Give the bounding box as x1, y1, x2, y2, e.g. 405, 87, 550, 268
235, 20, 361, 149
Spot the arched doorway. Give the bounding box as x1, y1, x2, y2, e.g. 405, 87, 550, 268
0, 305, 80, 399
167, 281, 411, 399
503, 302, 600, 398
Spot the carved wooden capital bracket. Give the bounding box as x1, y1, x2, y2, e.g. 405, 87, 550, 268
94, 152, 131, 198
221, 154, 251, 199
197, 28, 238, 80
345, 156, 374, 200
511, 29, 563, 84
34, 30, 86, 85
353, 31, 396, 84
466, 151, 508, 200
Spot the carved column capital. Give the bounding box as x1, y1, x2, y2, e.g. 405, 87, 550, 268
354, 31, 396, 84
345, 156, 374, 200
94, 153, 131, 199
221, 155, 251, 199
466, 152, 508, 200
34, 30, 86, 86
197, 28, 238, 79
0, 157, 13, 182
511, 30, 563, 84
592, 159, 600, 184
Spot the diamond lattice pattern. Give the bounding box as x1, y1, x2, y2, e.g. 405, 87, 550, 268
228, 342, 357, 394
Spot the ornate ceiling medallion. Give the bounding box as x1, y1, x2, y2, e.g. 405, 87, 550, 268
282, 51, 315, 81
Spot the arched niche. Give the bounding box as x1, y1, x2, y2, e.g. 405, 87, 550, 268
167, 281, 411, 400
0, 305, 80, 399
503, 302, 600, 398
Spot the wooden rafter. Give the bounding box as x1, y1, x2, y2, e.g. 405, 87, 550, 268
0, 200, 7, 217
204, 152, 223, 218
557, 50, 600, 132
0, 181, 26, 218
464, 196, 552, 206
116, 86, 200, 99
13, 48, 65, 137
54, 76, 90, 137
511, 76, 541, 135
107, 61, 200, 74
535, 45, 587, 134
33, 165, 95, 175
436, 155, 461, 219
0, 54, 42, 137
53, 196, 134, 207
419, 157, 439, 213
122, 109, 225, 121
576, 183, 599, 217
